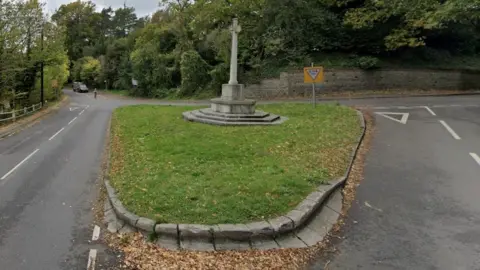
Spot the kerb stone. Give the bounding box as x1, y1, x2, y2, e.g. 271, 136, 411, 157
268, 216, 294, 235
180, 239, 215, 251
296, 226, 326, 247
285, 209, 307, 228
155, 224, 178, 237
214, 238, 251, 251
246, 221, 274, 238
179, 224, 213, 240
276, 235, 308, 249
136, 217, 155, 232
251, 238, 280, 250
156, 235, 180, 251
213, 224, 252, 241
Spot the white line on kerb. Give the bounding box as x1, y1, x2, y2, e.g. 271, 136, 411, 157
439, 120, 461, 140
1, 149, 40, 180
92, 225, 100, 241
424, 106, 436, 116
68, 117, 78, 125
49, 127, 65, 141
87, 249, 97, 270
470, 153, 480, 166
79, 109, 85, 116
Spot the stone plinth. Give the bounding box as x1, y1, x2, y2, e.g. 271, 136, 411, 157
183, 108, 287, 126
211, 98, 256, 114
221, 84, 244, 101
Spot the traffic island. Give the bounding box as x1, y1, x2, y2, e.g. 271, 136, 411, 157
103, 103, 365, 250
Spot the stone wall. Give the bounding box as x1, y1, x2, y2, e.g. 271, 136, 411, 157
243, 69, 480, 99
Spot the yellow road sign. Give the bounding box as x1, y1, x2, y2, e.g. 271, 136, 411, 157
304, 67, 324, 83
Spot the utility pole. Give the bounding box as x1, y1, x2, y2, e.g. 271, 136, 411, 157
40, 23, 44, 107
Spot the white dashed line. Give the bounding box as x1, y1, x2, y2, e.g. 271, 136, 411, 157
87, 249, 97, 270
1, 149, 39, 180
470, 153, 480, 166
424, 106, 436, 116
92, 225, 100, 241
86, 105, 90, 109
49, 127, 65, 141
68, 117, 78, 125
79, 109, 85, 116
439, 120, 461, 140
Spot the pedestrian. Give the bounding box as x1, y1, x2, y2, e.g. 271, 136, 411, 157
94, 88, 97, 99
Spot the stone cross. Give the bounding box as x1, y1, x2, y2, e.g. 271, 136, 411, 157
228, 18, 241, 85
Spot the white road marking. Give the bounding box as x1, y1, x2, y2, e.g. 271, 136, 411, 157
439, 120, 461, 140
92, 225, 100, 241
49, 128, 65, 141
470, 153, 480, 166
1, 149, 40, 180
87, 249, 97, 270
86, 105, 90, 109
424, 106, 436, 116
68, 117, 78, 125
375, 112, 409, 124
79, 109, 85, 116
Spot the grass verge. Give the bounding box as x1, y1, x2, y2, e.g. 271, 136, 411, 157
109, 104, 362, 224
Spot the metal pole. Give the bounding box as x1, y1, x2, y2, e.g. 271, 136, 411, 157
311, 62, 316, 108
40, 24, 44, 107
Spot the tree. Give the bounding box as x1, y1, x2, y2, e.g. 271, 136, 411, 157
80, 57, 102, 87
342, 0, 480, 50
1, 0, 68, 108
51, 1, 99, 62
112, 6, 139, 38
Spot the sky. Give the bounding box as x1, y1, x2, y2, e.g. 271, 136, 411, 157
45, 0, 159, 17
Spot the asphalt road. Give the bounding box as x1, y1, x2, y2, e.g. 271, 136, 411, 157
1, 91, 480, 269
310, 96, 480, 269
0, 91, 116, 270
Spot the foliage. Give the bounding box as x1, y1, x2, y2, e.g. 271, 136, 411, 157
178, 50, 211, 96
355, 56, 380, 70
51, 1, 99, 62
110, 104, 362, 224
44, 0, 480, 99
130, 25, 178, 98
80, 57, 102, 87
208, 63, 229, 95
1, 0, 68, 108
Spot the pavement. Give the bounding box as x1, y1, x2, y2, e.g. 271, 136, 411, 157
1, 90, 480, 269
310, 96, 480, 269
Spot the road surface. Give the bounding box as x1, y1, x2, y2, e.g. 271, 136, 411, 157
1, 90, 480, 269
310, 97, 480, 269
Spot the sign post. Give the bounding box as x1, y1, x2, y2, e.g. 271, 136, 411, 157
303, 64, 324, 108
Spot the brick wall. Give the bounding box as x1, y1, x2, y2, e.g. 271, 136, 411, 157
243, 69, 480, 99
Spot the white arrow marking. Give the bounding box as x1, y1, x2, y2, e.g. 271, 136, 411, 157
375, 112, 409, 124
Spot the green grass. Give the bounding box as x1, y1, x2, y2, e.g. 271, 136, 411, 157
109, 104, 362, 224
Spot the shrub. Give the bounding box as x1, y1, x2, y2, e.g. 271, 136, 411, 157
178, 50, 211, 97
208, 63, 229, 95
355, 56, 380, 70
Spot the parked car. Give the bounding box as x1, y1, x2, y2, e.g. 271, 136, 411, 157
73, 82, 89, 93
72, 82, 81, 92
78, 84, 89, 93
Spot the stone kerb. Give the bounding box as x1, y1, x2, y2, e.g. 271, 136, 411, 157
104, 110, 366, 250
